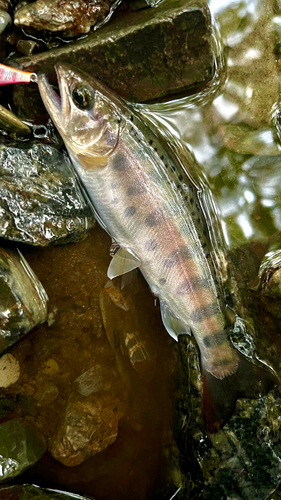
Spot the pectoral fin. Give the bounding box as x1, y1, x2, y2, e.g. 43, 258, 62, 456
160, 301, 191, 341
107, 248, 141, 280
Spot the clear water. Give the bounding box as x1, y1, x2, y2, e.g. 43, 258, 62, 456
141, 0, 281, 250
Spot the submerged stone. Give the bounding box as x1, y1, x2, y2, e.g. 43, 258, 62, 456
0, 143, 95, 246
0, 420, 46, 482
0, 228, 171, 498
14, 0, 120, 37
49, 381, 127, 466
0, 248, 48, 355
14, 0, 214, 102
0, 484, 96, 499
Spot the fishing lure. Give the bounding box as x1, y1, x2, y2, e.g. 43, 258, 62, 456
0, 63, 36, 85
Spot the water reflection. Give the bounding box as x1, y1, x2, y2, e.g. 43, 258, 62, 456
141, 0, 281, 248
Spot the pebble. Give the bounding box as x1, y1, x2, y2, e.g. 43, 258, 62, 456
0, 9, 11, 34
0, 354, 20, 388
42, 358, 59, 377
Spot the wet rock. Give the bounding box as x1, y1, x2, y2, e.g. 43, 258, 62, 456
164, 337, 281, 500
14, 0, 120, 37
0, 0, 9, 11
0, 484, 96, 500
0, 104, 30, 137
260, 250, 281, 322
157, 242, 281, 500
0, 419, 46, 482
0, 142, 95, 246
14, 0, 214, 103
49, 375, 127, 466
0, 9, 11, 34
0, 248, 48, 354
74, 364, 112, 396
17, 39, 39, 56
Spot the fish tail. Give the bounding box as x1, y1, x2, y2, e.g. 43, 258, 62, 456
202, 352, 278, 433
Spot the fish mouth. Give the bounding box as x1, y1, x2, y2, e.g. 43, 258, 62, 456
37, 62, 74, 129
37, 71, 61, 112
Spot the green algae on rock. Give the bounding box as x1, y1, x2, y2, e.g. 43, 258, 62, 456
0, 143, 95, 246
0, 484, 96, 500
0, 248, 48, 355
14, 0, 214, 103
0, 420, 46, 482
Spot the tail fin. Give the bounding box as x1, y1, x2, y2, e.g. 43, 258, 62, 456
202, 352, 278, 433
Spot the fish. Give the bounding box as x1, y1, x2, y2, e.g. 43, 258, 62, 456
37, 63, 277, 432
0, 63, 36, 85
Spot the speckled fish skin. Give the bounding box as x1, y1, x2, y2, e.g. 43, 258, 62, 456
37, 63, 238, 381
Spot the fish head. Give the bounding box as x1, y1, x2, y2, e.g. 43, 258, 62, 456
38, 63, 121, 166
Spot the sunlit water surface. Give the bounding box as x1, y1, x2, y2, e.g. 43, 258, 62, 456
141, 0, 281, 250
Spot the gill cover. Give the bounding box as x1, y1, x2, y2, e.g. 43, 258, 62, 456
37, 63, 121, 161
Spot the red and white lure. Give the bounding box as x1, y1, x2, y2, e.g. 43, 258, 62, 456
0, 62, 36, 85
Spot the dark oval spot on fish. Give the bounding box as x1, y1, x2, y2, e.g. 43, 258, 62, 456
176, 277, 207, 295
203, 330, 226, 348
190, 302, 219, 323
213, 357, 233, 367
127, 182, 147, 197
145, 209, 164, 227
112, 153, 129, 171
145, 239, 157, 251
159, 278, 166, 285
124, 206, 136, 217
164, 247, 191, 269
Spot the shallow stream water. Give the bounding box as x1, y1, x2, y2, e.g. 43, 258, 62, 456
2, 1, 281, 500
143, 0, 281, 251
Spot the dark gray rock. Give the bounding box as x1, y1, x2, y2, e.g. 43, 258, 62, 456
0, 142, 95, 246
0, 420, 46, 482
0, 248, 48, 355
14, 0, 120, 37
13, 0, 214, 103
49, 376, 127, 466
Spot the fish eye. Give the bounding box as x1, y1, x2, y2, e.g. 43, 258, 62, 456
72, 83, 94, 110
